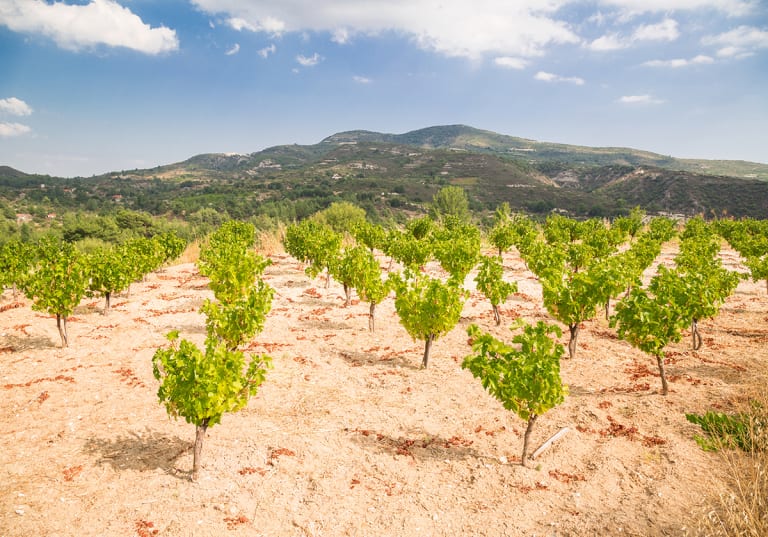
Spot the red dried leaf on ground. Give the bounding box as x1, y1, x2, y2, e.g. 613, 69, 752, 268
12, 324, 31, 336
443, 435, 474, 448
267, 447, 296, 465
135, 520, 159, 537
63, 465, 83, 482
549, 469, 586, 484
600, 416, 639, 441
0, 302, 23, 313
238, 466, 267, 476
302, 288, 322, 298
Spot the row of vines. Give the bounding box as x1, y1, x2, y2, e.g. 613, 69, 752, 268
2, 207, 767, 472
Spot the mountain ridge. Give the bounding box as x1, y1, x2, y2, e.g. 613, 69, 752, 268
2, 125, 767, 221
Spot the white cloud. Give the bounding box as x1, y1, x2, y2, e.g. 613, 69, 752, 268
587, 33, 626, 51
588, 11, 608, 26
353, 75, 372, 84
534, 71, 585, 85
296, 53, 322, 67
0, 0, 179, 54
595, 0, 754, 16
225, 43, 240, 55
0, 97, 32, 116
258, 43, 277, 58
618, 94, 665, 104
642, 55, 714, 67
227, 15, 285, 34
190, 1, 580, 60
702, 25, 768, 59
494, 56, 528, 69
588, 17, 680, 51
632, 18, 679, 41
332, 28, 350, 44
0, 122, 31, 137
227, 17, 255, 31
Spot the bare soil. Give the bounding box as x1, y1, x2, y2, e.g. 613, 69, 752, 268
1, 246, 765, 537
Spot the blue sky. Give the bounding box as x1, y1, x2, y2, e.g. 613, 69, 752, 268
0, 0, 766, 177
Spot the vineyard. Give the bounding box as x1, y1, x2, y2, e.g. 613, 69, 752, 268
0, 213, 767, 536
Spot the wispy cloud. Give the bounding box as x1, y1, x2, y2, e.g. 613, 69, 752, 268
632, 19, 678, 41
588, 17, 680, 51
225, 43, 240, 56
190, 1, 579, 60
587, 33, 626, 51
353, 75, 372, 84
332, 28, 350, 44
0, 0, 178, 54
227, 15, 284, 35
0, 122, 31, 137
0, 97, 32, 116
258, 43, 276, 58
642, 55, 714, 68
534, 71, 585, 85
702, 25, 768, 59
595, 0, 754, 17
494, 56, 528, 70
618, 94, 665, 104
296, 53, 322, 67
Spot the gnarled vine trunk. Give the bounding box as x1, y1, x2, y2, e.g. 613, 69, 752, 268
192, 418, 210, 481
103, 291, 111, 315
567, 324, 580, 359
691, 319, 702, 350
343, 284, 351, 307
656, 353, 669, 396
492, 305, 501, 326
521, 413, 538, 467
422, 334, 435, 369
56, 314, 68, 348
368, 303, 376, 332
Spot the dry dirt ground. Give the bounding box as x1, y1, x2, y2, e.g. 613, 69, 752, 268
1, 245, 766, 537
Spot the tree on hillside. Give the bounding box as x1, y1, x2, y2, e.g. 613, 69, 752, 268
312, 201, 368, 235
429, 185, 471, 224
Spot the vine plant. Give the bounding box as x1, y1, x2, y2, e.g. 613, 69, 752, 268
463, 321, 567, 466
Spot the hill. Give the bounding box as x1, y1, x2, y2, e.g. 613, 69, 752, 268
322, 125, 768, 181
2, 125, 767, 221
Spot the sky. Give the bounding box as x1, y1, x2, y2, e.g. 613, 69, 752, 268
0, 0, 766, 178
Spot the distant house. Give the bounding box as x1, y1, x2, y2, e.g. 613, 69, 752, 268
258, 159, 282, 169
112, 194, 124, 203
16, 213, 33, 223
47, 213, 57, 219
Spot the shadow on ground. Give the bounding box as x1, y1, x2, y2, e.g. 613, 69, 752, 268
84, 429, 193, 479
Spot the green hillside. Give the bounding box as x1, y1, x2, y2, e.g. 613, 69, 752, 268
1, 125, 766, 226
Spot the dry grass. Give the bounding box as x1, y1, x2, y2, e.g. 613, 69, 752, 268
695, 379, 768, 537
257, 224, 285, 256
175, 240, 201, 264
